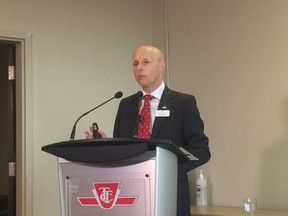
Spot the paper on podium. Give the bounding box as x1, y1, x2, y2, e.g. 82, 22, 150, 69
179, 147, 199, 161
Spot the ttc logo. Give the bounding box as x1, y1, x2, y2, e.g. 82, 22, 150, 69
77, 182, 138, 210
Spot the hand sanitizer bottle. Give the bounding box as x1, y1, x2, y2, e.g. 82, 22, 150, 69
196, 170, 207, 206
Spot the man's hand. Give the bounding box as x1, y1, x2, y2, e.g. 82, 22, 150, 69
84, 126, 108, 139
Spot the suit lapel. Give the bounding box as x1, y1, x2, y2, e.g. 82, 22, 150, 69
150, 86, 174, 139
129, 94, 141, 136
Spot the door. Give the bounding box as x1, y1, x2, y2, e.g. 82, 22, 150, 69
0, 42, 16, 216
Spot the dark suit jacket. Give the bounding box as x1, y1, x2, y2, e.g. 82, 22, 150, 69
113, 86, 210, 215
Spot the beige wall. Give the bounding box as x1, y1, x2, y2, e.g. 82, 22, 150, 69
0, 0, 165, 215
1, 0, 287, 215
168, 0, 288, 210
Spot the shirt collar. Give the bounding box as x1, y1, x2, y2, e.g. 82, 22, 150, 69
142, 81, 165, 100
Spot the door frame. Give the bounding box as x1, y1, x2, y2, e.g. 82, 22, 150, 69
0, 30, 33, 216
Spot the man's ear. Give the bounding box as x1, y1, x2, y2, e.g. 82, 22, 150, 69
160, 61, 166, 73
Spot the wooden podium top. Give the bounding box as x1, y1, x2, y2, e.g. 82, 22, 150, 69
190, 205, 288, 216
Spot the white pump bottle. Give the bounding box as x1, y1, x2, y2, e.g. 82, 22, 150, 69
196, 170, 207, 206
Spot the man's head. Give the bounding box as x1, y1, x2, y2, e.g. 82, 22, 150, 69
132, 45, 166, 93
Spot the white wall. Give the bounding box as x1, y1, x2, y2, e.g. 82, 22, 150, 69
0, 0, 166, 215
167, 0, 288, 210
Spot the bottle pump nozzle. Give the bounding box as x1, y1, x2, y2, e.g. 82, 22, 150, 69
200, 170, 204, 179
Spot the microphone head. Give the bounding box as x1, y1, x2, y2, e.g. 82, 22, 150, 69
115, 91, 123, 99
136, 91, 143, 98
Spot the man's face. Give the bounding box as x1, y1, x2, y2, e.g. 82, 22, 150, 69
132, 47, 165, 92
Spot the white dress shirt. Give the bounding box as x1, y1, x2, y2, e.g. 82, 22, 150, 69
140, 81, 165, 132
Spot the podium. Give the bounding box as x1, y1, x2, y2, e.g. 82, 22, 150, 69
42, 138, 191, 216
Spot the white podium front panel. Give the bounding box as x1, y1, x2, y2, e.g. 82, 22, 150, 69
155, 147, 178, 216
58, 152, 156, 216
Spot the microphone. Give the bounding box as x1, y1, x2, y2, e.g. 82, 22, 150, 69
134, 91, 143, 137
69, 91, 123, 140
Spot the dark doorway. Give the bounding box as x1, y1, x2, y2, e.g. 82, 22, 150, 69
0, 42, 16, 216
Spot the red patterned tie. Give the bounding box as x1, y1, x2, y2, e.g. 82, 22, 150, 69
138, 94, 154, 139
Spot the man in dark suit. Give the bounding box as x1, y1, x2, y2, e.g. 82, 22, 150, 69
86, 45, 210, 216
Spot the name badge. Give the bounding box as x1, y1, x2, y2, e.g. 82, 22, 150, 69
155, 110, 170, 117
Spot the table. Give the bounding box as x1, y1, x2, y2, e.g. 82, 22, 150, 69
190, 205, 288, 216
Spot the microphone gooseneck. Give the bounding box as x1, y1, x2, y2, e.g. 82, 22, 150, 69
69, 91, 123, 140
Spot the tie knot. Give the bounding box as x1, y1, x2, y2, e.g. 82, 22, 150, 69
143, 94, 154, 102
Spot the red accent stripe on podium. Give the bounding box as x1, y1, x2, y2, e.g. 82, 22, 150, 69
78, 197, 98, 205
116, 197, 137, 205
78, 197, 137, 206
